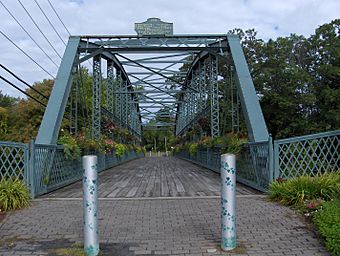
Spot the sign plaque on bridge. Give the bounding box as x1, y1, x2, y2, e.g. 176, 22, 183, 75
135, 18, 173, 36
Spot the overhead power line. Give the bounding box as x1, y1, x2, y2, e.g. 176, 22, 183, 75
0, 0, 59, 68
0, 75, 47, 107
33, 0, 67, 46
0, 30, 55, 78
46, 0, 71, 36
17, 0, 62, 59
0, 64, 49, 99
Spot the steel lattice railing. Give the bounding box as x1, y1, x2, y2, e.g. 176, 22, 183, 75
237, 141, 272, 191
176, 140, 271, 192
32, 144, 143, 196
0, 141, 29, 181
0, 140, 143, 197
274, 130, 340, 179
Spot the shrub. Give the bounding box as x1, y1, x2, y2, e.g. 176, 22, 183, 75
115, 143, 125, 158
188, 143, 198, 157
0, 179, 30, 211
136, 146, 146, 155
222, 133, 248, 155
268, 172, 340, 206
58, 133, 81, 160
313, 199, 340, 255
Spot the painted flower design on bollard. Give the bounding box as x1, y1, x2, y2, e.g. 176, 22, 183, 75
220, 154, 237, 251
83, 156, 99, 256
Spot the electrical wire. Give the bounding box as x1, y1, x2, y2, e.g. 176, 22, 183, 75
0, 0, 59, 68
0, 64, 49, 99
0, 30, 55, 78
0, 75, 47, 107
17, 0, 62, 59
46, 0, 71, 36
33, 0, 67, 46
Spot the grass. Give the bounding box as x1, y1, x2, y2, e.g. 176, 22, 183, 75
0, 179, 30, 211
53, 247, 86, 256
268, 171, 340, 256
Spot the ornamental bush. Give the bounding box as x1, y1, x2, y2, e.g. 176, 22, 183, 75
115, 143, 125, 158
268, 172, 340, 206
0, 179, 30, 211
188, 143, 198, 157
58, 133, 81, 160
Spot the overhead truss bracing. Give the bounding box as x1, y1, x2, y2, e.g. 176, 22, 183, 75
36, 34, 268, 145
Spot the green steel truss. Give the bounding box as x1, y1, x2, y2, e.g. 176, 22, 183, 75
92, 55, 102, 139
36, 34, 268, 145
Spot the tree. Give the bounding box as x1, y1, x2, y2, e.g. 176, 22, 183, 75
0, 90, 18, 108
142, 107, 176, 151
0, 91, 18, 139
4, 80, 53, 142
308, 19, 340, 131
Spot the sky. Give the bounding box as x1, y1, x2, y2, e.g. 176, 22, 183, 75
0, 0, 339, 97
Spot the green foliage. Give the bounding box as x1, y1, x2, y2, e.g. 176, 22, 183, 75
115, 143, 125, 158
58, 133, 81, 160
0, 179, 30, 211
196, 134, 247, 154
268, 172, 340, 206
76, 133, 100, 154
232, 20, 340, 139
188, 143, 198, 157
136, 146, 146, 155
0, 90, 18, 108
313, 199, 340, 255
2, 80, 53, 142
0, 107, 8, 139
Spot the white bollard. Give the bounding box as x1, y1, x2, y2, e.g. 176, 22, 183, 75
149, 151, 152, 157
82, 155, 99, 256
220, 154, 237, 251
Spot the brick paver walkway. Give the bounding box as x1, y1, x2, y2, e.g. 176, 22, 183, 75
0, 158, 329, 256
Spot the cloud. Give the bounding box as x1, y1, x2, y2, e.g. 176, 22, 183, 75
0, 0, 339, 97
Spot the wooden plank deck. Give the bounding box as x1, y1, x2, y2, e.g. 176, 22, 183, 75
42, 157, 259, 198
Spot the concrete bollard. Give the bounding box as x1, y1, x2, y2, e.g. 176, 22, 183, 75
220, 153, 237, 251
82, 155, 99, 256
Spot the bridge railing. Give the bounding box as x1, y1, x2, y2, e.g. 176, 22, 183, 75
0, 140, 144, 197
274, 130, 339, 179
0, 141, 29, 182
176, 130, 339, 192
176, 139, 272, 192
237, 140, 272, 192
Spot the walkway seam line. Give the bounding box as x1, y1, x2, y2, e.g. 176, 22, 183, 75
34, 194, 265, 201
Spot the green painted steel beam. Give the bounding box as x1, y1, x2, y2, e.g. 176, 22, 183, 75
36, 36, 80, 144
79, 47, 216, 53
227, 35, 268, 142
92, 55, 102, 139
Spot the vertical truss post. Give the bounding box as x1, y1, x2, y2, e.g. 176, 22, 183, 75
106, 60, 115, 115
122, 80, 127, 128
210, 55, 220, 137
198, 62, 203, 114
92, 55, 102, 139
188, 79, 193, 124
116, 71, 122, 126
74, 67, 79, 135
230, 66, 240, 133
127, 88, 132, 131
